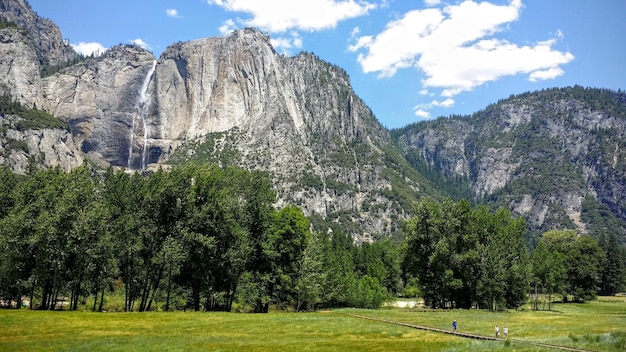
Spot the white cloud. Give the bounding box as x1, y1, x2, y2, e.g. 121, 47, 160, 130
556, 29, 564, 38
424, 0, 441, 6
206, 0, 376, 33
219, 19, 236, 34
270, 32, 303, 55
347, 35, 373, 52
130, 38, 151, 50
292, 32, 303, 48
414, 98, 455, 114
350, 0, 575, 114
431, 98, 455, 108
166, 8, 182, 18
349, 26, 361, 40
71, 42, 107, 57
271, 37, 292, 49
414, 109, 431, 119
529, 67, 564, 82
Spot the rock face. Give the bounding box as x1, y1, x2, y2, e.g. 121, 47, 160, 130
0, 26, 43, 106
41, 28, 411, 238
42, 45, 157, 169
0, 0, 76, 66
155, 30, 406, 238
0, 113, 83, 173
0, 0, 82, 173
2, 0, 625, 239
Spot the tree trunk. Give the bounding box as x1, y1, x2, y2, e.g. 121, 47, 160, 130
41, 279, 51, 310
533, 283, 538, 310
165, 266, 172, 312
92, 289, 98, 312
227, 282, 237, 312
146, 265, 164, 312
139, 266, 152, 312
124, 273, 130, 312
72, 271, 84, 311
254, 298, 263, 313
51, 282, 61, 310
192, 280, 200, 312
98, 286, 105, 312
29, 279, 35, 310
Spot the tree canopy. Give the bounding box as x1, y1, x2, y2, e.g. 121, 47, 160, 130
402, 198, 530, 310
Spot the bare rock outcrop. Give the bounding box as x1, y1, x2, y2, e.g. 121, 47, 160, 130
0, 27, 42, 106
0, 0, 76, 66
0, 114, 83, 173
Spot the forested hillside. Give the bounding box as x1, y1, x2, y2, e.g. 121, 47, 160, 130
395, 86, 626, 245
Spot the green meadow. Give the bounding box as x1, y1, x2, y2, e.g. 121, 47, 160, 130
1, 297, 625, 352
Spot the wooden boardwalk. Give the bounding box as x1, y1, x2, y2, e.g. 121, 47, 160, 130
346, 313, 598, 352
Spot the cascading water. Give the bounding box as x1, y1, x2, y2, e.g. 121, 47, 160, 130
128, 60, 157, 170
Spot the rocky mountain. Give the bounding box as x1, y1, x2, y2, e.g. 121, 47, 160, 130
1, 0, 625, 242
0, 0, 76, 106
0, 0, 75, 67
42, 28, 437, 239
394, 87, 626, 242
1, 0, 435, 239
0, 115, 83, 173
0, 0, 82, 173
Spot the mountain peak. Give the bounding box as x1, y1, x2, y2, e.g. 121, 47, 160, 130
0, 0, 76, 66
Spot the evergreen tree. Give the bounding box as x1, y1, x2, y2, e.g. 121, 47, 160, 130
599, 233, 625, 295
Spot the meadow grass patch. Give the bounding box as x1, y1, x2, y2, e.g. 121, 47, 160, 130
1, 298, 624, 351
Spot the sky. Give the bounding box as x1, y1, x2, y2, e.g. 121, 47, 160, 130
27, 0, 626, 128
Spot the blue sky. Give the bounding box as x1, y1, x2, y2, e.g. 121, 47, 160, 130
28, 0, 625, 128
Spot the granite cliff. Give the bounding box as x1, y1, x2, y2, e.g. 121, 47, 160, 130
1, 0, 625, 241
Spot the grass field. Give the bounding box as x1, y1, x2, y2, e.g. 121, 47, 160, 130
1, 297, 624, 352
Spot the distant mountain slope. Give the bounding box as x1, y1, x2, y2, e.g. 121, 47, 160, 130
395, 86, 626, 243
2, 0, 625, 242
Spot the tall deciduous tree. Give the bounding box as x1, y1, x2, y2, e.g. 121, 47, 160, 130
354, 240, 401, 295
103, 168, 142, 311
403, 198, 529, 310
531, 241, 566, 310
0, 166, 20, 307
268, 206, 311, 310
541, 230, 602, 302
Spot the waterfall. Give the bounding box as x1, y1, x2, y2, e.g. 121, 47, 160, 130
128, 60, 157, 170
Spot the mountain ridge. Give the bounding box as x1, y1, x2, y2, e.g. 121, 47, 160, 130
394, 86, 626, 242
1, 0, 624, 242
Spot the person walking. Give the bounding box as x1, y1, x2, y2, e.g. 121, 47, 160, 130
495, 325, 500, 338
503, 326, 508, 339
452, 320, 457, 334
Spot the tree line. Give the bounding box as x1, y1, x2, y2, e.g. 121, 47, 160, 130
401, 198, 626, 311
0, 164, 624, 312
0, 163, 399, 312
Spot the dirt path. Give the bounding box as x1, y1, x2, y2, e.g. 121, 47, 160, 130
346, 313, 598, 352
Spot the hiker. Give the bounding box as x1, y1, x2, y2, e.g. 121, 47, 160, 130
495, 325, 500, 338
452, 320, 457, 333
503, 326, 508, 339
